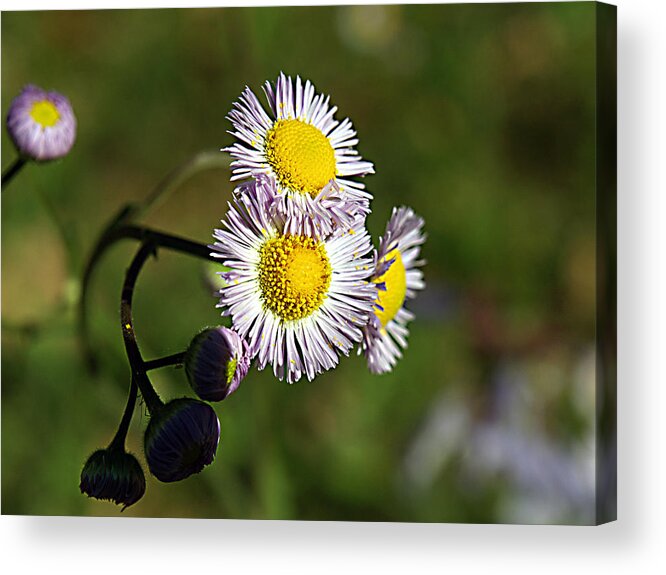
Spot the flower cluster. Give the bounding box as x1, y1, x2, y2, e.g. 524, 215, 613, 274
213, 73, 426, 382
77, 73, 426, 511
80, 324, 250, 510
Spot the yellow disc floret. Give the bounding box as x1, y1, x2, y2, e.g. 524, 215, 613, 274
259, 234, 332, 322
30, 100, 60, 128
374, 249, 407, 327
264, 119, 336, 197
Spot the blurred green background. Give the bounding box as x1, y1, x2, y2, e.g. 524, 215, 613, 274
2, 3, 599, 523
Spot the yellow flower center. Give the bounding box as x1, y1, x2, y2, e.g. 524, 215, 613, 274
258, 234, 332, 322
264, 119, 336, 197
374, 249, 407, 327
30, 100, 60, 128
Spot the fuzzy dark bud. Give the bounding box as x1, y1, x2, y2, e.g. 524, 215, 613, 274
144, 398, 220, 483
79, 447, 146, 510
184, 326, 250, 402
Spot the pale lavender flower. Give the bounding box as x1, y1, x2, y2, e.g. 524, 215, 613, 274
361, 206, 426, 374
6, 84, 76, 161
210, 179, 378, 383
224, 73, 374, 235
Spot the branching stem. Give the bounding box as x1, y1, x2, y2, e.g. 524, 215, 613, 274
120, 241, 164, 414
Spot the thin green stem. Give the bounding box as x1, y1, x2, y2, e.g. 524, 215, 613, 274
78, 205, 135, 372
2, 156, 27, 190
34, 186, 80, 279
132, 150, 229, 221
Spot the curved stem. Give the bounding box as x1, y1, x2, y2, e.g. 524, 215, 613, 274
144, 351, 186, 372
109, 376, 139, 451
78, 151, 229, 373
119, 225, 218, 260
132, 150, 228, 221
2, 156, 27, 190
79, 223, 217, 372
120, 241, 164, 414
79, 205, 136, 372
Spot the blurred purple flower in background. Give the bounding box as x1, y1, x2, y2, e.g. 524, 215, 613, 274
6, 84, 76, 161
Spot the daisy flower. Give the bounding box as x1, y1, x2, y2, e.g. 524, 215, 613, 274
210, 179, 378, 383
6, 84, 76, 161
362, 206, 426, 374
224, 73, 374, 235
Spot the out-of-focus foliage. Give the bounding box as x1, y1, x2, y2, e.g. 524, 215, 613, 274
2, 3, 598, 523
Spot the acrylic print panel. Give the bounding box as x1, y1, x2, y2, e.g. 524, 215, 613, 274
1, 1, 616, 524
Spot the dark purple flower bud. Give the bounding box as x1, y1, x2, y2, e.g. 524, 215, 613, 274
184, 326, 251, 401
6, 84, 76, 161
79, 447, 146, 510
144, 398, 220, 483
